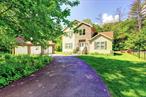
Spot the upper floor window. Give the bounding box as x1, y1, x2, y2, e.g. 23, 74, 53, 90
83, 29, 85, 35
65, 32, 73, 38
79, 29, 86, 35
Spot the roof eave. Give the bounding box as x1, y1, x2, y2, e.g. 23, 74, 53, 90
90, 33, 113, 42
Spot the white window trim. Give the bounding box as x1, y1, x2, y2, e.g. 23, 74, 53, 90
65, 43, 73, 49
94, 41, 107, 50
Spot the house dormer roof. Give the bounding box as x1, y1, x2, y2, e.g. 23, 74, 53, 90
76, 21, 93, 28
63, 20, 93, 32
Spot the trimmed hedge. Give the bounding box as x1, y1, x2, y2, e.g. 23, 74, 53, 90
0, 54, 52, 88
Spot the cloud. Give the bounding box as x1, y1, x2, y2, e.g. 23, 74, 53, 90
102, 13, 119, 24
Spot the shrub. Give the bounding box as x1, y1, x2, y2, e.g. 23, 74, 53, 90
4, 54, 12, 59
0, 54, 52, 88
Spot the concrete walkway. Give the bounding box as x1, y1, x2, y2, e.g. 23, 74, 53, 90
0, 56, 110, 97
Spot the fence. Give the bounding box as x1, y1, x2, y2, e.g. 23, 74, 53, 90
132, 51, 146, 60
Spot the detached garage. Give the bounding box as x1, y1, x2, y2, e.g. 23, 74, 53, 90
14, 46, 28, 55
13, 37, 55, 55
14, 44, 54, 55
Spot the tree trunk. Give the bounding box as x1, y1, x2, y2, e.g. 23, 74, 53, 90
137, 14, 142, 31
138, 44, 141, 58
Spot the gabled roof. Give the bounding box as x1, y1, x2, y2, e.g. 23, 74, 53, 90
72, 20, 93, 28
16, 36, 25, 44
63, 20, 93, 32
16, 36, 55, 46
90, 32, 114, 41
75, 21, 92, 28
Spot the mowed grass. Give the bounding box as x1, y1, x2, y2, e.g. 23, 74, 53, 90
79, 53, 146, 97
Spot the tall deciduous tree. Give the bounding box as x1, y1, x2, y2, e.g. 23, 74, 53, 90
125, 29, 146, 50
0, 26, 16, 52
0, 0, 79, 48
82, 18, 93, 25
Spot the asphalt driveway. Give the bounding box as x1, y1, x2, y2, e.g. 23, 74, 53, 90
0, 56, 110, 97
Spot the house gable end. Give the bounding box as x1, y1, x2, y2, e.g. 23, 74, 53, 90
90, 34, 112, 43
90, 32, 113, 42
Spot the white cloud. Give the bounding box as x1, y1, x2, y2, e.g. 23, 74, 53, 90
102, 13, 119, 24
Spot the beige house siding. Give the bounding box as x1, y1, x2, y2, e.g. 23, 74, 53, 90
62, 28, 76, 52
74, 24, 93, 51
62, 21, 113, 54
63, 24, 93, 53
89, 35, 113, 54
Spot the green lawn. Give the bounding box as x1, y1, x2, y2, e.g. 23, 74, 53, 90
79, 53, 146, 97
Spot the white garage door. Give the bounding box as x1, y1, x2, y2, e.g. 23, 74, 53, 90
31, 46, 41, 54
44, 46, 53, 54
15, 46, 28, 54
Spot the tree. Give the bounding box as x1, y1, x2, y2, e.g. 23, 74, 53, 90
0, 26, 16, 52
125, 30, 146, 50
129, 0, 146, 31
101, 23, 115, 32
142, 0, 146, 16
54, 37, 62, 52
101, 19, 136, 50
93, 24, 103, 33
115, 7, 124, 22
0, 0, 79, 49
96, 14, 103, 24
82, 19, 93, 25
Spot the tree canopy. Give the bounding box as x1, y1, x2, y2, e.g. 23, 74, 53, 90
91, 0, 146, 51
0, 0, 79, 51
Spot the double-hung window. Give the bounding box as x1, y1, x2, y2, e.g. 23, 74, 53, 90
94, 41, 107, 50
94, 42, 100, 49
79, 29, 86, 35
65, 43, 72, 49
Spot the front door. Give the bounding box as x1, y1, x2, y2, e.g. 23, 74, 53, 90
79, 40, 86, 47
79, 42, 86, 47
79, 40, 86, 51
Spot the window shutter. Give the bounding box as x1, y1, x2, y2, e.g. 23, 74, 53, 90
94, 42, 96, 49
105, 41, 107, 50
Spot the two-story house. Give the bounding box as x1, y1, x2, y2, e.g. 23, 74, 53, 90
62, 20, 113, 54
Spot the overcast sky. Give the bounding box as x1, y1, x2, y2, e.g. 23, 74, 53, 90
68, 0, 135, 24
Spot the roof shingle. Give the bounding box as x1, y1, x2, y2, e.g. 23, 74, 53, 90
98, 32, 113, 39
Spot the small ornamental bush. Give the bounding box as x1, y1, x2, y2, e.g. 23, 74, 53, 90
0, 54, 52, 88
